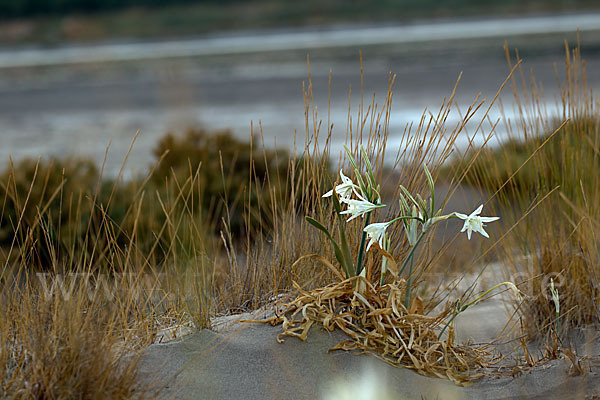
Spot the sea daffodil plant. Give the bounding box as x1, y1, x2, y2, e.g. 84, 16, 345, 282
307, 146, 505, 311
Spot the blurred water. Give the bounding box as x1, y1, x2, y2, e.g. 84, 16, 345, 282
0, 13, 599, 176
2, 13, 600, 68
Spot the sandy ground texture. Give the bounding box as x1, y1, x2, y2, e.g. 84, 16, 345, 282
138, 302, 600, 399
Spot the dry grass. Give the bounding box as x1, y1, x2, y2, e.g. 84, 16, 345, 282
447, 39, 600, 339
1, 273, 152, 399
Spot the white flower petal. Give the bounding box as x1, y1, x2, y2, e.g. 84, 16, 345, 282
480, 216, 500, 223
323, 170, 359, 200
341, 199, 384, 221
340, 169, 351, 183
471, 204, 483, 216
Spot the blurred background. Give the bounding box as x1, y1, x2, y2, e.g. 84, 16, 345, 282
1, 0, 599, 175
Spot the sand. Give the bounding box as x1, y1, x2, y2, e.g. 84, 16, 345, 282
137, 302, 600, 399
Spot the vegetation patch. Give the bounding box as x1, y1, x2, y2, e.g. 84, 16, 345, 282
446, 43, 600, 339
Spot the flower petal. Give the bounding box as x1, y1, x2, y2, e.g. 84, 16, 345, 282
478, 226, 490, 238
339, 169, 350, 182
479, 216, 500, 223
470, 204, 483, 216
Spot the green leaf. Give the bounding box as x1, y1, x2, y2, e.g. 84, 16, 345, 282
344, 146, 369, 198
305, 216, 334, 240
338, 227, 354, 278
399, 185, 420, 211
423, 163, 435, 216
344, 145, 359, 170
305, 216, 352, 278
330, 195, 355, 277
423, 163, 435, 196
331, 190, 343, 214
360, 146, 377, 190
398, 194, 409, 215
416, 193, 429, 220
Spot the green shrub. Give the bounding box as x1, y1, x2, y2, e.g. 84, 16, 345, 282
0, 157, 99, 268
0, 128, 317, 269
455, 118, 599, 199
0, 157, 170, 270
150, 129, 297, 238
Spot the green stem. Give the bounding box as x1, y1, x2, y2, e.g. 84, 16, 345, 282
438, 311, 460, 340
400, 231, 427, 309
389, 215, 422, 225
335, 211, 354, 278
404, 253, 414, 308
398, 231, 426, 277
355, 213, 371, 276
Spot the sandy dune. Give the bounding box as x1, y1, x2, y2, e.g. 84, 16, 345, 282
138, 302, 599, 399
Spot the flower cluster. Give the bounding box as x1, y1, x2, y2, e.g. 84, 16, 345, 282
322, 166, 385, 223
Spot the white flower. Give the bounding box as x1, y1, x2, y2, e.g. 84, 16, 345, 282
364, 222, 391, 251
455, 205, 499, 240
340, 198, 384, 221
323, 169, 358, 202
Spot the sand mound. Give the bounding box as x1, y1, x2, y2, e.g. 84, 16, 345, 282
137, 303, 600, 399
